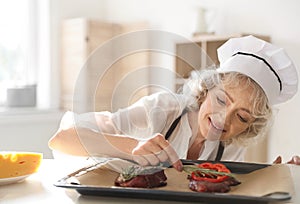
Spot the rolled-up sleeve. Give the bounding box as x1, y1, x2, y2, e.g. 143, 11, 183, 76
59, 92, 188, 141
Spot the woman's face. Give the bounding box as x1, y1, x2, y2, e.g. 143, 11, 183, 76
197, 80, 256, 141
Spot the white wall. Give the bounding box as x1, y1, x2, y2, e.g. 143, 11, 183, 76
0, 111, 63, 158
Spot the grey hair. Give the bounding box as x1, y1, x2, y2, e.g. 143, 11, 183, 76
180, 69, 273, 145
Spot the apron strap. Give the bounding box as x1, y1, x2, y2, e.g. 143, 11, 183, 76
165, 108, 188, 140
215, 141, 224, 161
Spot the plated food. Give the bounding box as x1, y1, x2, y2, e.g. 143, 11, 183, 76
114, 162, 240, 193
184, 162, 241, 193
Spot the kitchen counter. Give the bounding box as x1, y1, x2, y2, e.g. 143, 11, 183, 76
0, 159, 299, 204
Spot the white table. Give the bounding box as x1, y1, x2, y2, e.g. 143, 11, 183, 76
0, 159, 299, 204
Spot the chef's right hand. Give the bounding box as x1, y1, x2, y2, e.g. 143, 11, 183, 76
131, 133, 183, 171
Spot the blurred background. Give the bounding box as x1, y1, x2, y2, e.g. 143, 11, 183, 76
0, 0, 299, 162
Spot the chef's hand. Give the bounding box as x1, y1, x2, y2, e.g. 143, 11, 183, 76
131, 133, 183, 172
273, 155, 300, 165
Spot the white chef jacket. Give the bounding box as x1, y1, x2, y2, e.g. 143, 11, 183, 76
63, 91, 246, 162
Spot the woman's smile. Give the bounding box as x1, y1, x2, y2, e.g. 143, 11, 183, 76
206, 116, 225, 141
208, 116, 226, 132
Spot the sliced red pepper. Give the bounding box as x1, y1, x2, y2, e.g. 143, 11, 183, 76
191, 162, 231, 183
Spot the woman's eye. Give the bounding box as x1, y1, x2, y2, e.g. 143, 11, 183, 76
216, 96, 226, 105
238, 114, 248, 123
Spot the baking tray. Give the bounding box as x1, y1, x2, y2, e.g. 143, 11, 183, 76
54, 160, 292, 204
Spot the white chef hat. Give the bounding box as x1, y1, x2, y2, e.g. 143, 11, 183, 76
217, 35, 298, 105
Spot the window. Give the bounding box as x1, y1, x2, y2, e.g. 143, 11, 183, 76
0, 0, 50, 110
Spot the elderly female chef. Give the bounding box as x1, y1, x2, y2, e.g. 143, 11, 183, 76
49, 35, 300, 171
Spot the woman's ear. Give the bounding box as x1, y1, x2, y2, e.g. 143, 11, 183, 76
197, 89, 208, 106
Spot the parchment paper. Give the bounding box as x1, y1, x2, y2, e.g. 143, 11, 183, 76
67, 162, 294, 198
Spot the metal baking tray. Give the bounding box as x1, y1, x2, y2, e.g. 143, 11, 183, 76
54, 160, 291, 204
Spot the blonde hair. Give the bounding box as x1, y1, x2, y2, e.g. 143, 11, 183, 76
180, 69, 273, 145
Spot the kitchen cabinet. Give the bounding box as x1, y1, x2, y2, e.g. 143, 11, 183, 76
61, 18, 149, 112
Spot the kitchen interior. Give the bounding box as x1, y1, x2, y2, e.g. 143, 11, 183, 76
1, 0, 300, 203
0, 0, 300, 162
1, 0, 300, 166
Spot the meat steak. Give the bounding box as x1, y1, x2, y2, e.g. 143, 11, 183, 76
188, 175, 241, 193
114, 165, 167, 188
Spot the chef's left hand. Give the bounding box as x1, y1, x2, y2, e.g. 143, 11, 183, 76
273, 155, 300, 165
